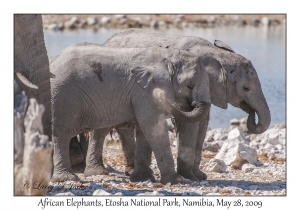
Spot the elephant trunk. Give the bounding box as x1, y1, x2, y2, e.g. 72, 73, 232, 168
166, 101, 211, 123
246, 97, 271, 134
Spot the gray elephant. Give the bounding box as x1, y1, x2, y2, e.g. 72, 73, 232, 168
79, 29, 270, 182
50, 42, 211, 184
14, 14, 52, 140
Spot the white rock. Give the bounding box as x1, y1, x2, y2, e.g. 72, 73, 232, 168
268, 129, 283, 145
100, 17, 110, 25
215, 138, 258, 166
114, 192, 123, 195
228, 128, 248, 143
230, 118, 240, 125
87, 17, 99, 25
64, 16, 78, 29
92, 189, 112, 195
204, 158, 227, 173
242, 163, 256, 173
47, 24, 59, 30
261, 17, 269, 26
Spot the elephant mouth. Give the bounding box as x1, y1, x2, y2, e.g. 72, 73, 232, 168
239, 100, 252, 114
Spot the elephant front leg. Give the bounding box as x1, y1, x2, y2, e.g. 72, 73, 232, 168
192, 115, 209, 181
84, 128, 110, 177
133, 99, 183, 184
52, 136, 79, 182
129, 123, 155, 182
176, 120, 200, 181
115, 120, 136, 176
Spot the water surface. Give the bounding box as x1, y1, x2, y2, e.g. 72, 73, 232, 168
44, 26, 286, 129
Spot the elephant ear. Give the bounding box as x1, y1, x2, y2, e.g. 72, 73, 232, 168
214, 40, 235, 53
202, 55, 228, 109
130, 58, 175, 105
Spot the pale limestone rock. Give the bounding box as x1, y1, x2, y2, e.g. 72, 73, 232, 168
204, 158, 227, 173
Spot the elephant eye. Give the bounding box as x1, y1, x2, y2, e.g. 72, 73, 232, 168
187, 84, 195, 89
243, 86, 250, 91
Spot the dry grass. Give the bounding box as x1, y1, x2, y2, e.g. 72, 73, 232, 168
257, 153, 286, 164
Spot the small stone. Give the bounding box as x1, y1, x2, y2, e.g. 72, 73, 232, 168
92, 189, 112, 195
230, 118, 240, 125
261, 17, 269, 26
204, 158, 227, 173
87, 17, 99, 25
47, 23, 59, 30
64, 16, 78, 29
150, 20, 158, 28
242, 163, 256, 173
101, 17, 110, 25
114, 192, 123, 196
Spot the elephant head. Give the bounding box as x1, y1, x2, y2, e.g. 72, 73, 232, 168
14, 14, 52, 139
130, 47, 211, 123
196, 40, 270, 134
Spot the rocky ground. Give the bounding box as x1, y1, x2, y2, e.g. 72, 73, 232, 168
47, 118, 286, 196
42, 14, 285, 31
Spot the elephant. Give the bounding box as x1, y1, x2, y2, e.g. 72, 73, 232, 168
50, 42, 211, 184
76, 28, 271, 182
14, 14, 52, 140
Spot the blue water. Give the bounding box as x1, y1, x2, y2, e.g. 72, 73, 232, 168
44, 26, 286, 129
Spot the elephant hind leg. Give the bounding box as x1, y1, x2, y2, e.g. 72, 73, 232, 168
69, 136, 84, 166
84, 128, 110, 177
129, 123, 155, 182
115, 120, 136, 176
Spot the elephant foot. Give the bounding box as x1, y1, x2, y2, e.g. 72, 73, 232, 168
177, 170, 199, 182
125, 166, 154, 176
51, 170, 79, 182
130, 169, 155, 183
193, 168, 207, 181
84, 165, 109, 177
72, 162, 86, 173
160, 173, 184, 185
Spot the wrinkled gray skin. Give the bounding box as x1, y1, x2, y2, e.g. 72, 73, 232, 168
14, 15, 52, 140
50, 43, 211, 184
79, 29, 271, 181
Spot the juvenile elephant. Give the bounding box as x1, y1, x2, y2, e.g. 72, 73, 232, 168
50, 42, 211, 184
80, 29, 271, 181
